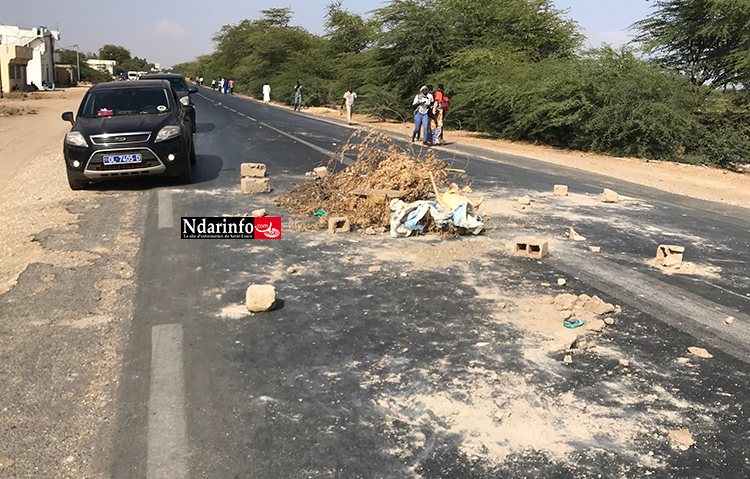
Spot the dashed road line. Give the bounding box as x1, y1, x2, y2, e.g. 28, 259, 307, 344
257, 121, 354, 166
157, 190, 174, 229
147, 324, 188, 479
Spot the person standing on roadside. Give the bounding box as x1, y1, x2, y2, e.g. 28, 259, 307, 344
211, 79, 216, 90
228, 78, 234, 95
343, 86, 357, 125
293, 80, 303, 111
263, 83, 271, 104
412, 86, 431, 144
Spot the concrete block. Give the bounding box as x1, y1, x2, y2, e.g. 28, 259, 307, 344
314, 166, 329, 178
328, 216, 350, 233
518, 195, 531, 205
554, 185, 568, 196
245, 284, 276, 312
513, 236, 548, 259
241, 163, 267, 178
241, 177, 270, 194
656, 244, 684, 266
569, 227, 586, 241
601, 188, 619, 203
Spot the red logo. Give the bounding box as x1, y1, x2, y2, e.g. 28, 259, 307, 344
253, 217, 281, 239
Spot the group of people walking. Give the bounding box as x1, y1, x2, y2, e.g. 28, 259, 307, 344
210, 78, 234, 94
412, 84, 450, 146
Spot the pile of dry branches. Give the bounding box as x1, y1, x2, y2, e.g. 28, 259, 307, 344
274, 131, 468, 229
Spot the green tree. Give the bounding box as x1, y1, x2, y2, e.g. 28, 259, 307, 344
324, 1, 377, 55
99, 44, 131, 65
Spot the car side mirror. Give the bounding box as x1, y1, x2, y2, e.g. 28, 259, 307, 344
188, 86, 198, 94
62, 111, 75, 126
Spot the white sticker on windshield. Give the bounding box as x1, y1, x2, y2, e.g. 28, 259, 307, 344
157, 105, 167, 112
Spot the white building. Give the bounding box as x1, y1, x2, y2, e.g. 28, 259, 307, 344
86, 58, 116, 76
0, 25, 60, 88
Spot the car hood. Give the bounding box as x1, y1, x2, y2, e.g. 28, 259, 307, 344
75, 114, 174, 137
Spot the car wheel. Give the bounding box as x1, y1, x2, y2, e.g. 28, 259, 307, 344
190, 137, 197, 165
178, 155, 192, 184
67, 171, 87, 190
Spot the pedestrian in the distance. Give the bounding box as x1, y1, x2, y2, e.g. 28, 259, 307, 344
263, 83, 271, 104
293, 80, 303, 111
211, 79, 216, 90
228, 78, 234, 95
434, 84, 450, 143
412, 86, 431, 144
343, 86, 357, 125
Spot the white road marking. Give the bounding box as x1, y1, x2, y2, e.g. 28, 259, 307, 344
157, 190, 174, 229
147, 324, 188, 479
258, 121, 354, 166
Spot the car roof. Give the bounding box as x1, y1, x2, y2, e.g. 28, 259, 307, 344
141, 74, 185, 80
90, 80, 172, 91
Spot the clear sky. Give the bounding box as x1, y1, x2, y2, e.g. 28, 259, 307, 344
1, 0, 654, 68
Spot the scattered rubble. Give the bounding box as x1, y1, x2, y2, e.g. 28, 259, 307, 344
668, 430, 696, 450
365, 226, 376, 235
513, 237, 549, 259
314, 166, 329, 178
589, 246, 601, 253
554, 185, 568, 196
688, 347, 713, 359
619, 359, 630, 367
245, 284, 277, 312
518, 195, 531, 205
252, 208, 266, 217
558, 278, 566, 286
563, 354, 573, 364
569, 227, 586, 241
601, 188, 619, 203
726, 316, 735, 325
369, 265, 382, 272
286, 266, 296, 274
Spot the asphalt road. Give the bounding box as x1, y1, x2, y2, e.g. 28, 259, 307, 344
108, 87, 750, 479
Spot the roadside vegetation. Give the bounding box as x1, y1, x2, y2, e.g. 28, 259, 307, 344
171, 0, 750, 168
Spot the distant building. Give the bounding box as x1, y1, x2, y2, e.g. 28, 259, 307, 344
0, 25, 60, 88
55, 64, 77, 87
0, 44, 33, 93
86, 58, 116, 76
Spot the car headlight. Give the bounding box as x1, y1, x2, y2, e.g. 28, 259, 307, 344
179, 96, 190, 106
155, 125, 181, 143
65, 131, 88, 147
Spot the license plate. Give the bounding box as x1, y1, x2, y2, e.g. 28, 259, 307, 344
102, 154, 142, 165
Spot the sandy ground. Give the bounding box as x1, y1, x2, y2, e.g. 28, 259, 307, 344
247, 95, 750, 209
0, 87, 89, 294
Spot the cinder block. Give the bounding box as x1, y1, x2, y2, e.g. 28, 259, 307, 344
246, 284, 276, 312
241, 163, 267, 178
656, 244, 684, 266
513, 236, 549, 259
328, 216, 350, 233
554, 185, 568, 196
241, 177, 270, 194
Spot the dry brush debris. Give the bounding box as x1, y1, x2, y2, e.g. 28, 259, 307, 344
274, 131, 469, 229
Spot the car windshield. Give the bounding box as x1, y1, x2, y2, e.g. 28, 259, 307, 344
80, 88, 171, 118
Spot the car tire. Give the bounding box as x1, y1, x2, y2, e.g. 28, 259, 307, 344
67, 171, 87, 190
190, 137, 197, 165
178, 155, 192, 184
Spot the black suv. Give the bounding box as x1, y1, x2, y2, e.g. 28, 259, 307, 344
141, 73, 198, 133
62, 80, 196, 190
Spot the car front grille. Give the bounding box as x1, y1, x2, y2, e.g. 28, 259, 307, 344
90, 131, 151, 146
87, 148, 162, 171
